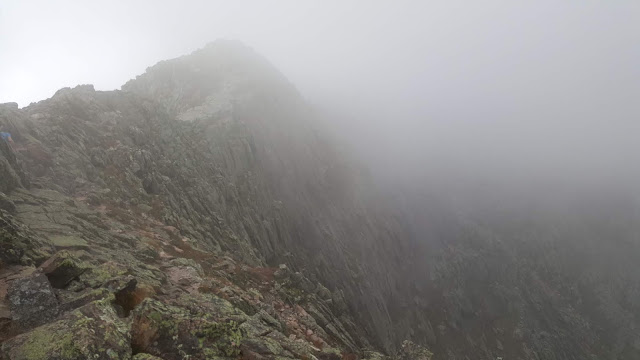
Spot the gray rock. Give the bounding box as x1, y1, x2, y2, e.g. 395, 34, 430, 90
38, 250, 88, 288
274, 264, 289, 280
7, 273, 59, 329
0, 192, 16, 213
290, 271, 304, 285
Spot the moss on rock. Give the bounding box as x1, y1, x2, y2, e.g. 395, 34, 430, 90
397, 340, 433, 360
1, 298, 131, 360
132, 354, 164, 360
0, 212, 50, 266
39, 250, 89, 288
49, 235, 89, 249
131, 298, 245, 359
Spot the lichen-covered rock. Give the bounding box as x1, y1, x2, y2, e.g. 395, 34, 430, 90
38, 250, 88, 288
316, 346, 343, 360
1, 298, 131, 360
72, 261, 128, 289
273, 264, 289, 280
113, 277, 153, 316
0, 212, 49, 266
48, 235, 89, 250
0, 192, 16, 214
239, 314, 274, 338
131, 298, 245, 360
397, 340, 433, 360
7, 273, 59, 330
132, 354, 165, 360
58, 288, 111, 313
240, 337, 287, 358
362, 350, 388, 360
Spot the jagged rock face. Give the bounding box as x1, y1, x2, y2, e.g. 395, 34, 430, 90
122, 40, 417, 350
0, 41, 400, 360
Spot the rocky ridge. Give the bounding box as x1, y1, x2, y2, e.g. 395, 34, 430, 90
1, 40, 639, 360
0, 41, 431, 360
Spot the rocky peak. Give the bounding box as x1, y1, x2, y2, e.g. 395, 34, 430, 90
122, 40, 299, 120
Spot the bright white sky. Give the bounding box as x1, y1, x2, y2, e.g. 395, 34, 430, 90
2, 1, 638, 109
1, 0, 441, 106
1, 1, 639, 187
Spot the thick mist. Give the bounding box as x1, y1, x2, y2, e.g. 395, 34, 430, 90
1, 1, 639, 203
2, 4, 640, 358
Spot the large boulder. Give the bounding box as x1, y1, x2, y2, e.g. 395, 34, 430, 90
131, 298, 245, 360
38, 251, 88, 288
7, 272, 59, 330
1, 298, 131, 360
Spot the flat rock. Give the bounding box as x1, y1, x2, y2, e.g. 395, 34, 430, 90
49, 235, 89, 249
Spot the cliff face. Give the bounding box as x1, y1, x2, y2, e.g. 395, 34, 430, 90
0, 41, 639, 360
121, 41, 421, 350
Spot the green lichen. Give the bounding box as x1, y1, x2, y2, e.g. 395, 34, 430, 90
279, 284, 306, 304
49, 235, 89, 248
79, 263, 127, 288
0, 218, 49, 266
15, 328, 81, 360
106, 348, 119, 359
59, 257, 80, 268
132, 354, 164, 360
148, 310, 163, 323
197, 320, 244, 357
323, 346, 342, 355
259, 337, 285, 355
139, 301, 183, 337
72, 314, 95, 328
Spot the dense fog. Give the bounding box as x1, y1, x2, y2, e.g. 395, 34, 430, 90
2, 1, 639, 201
2, 4, 640, 358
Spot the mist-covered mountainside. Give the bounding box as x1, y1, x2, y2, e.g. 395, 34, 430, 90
0, 41, 639, 360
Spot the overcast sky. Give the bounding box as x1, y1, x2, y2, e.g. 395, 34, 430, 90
1, 1, 639, 192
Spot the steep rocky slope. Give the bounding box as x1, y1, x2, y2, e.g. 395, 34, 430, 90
0, 41, 428, 360
393, 187, 640, 360
1, 41, 639, 360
